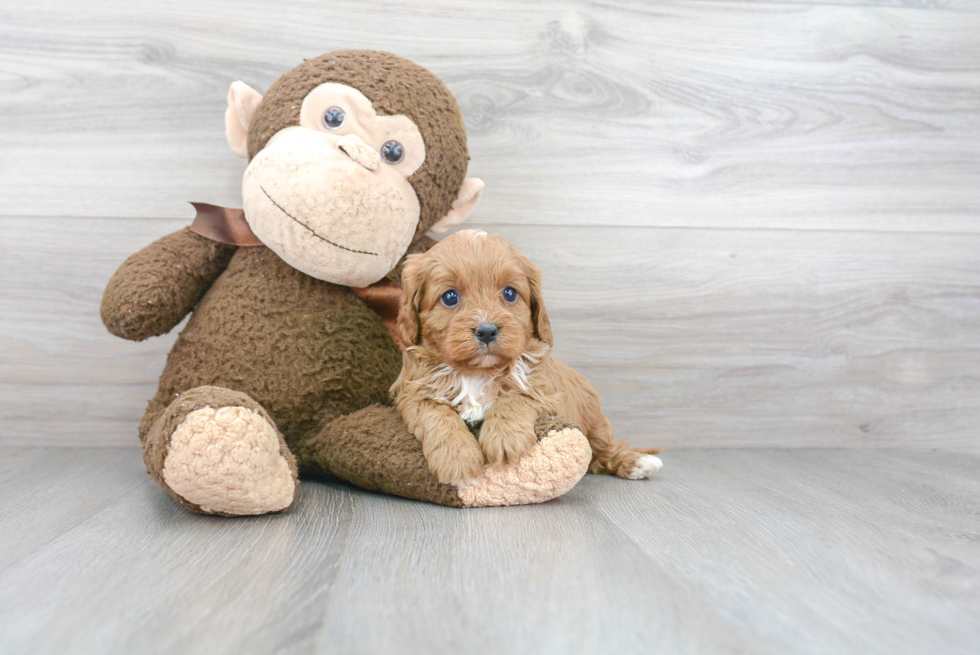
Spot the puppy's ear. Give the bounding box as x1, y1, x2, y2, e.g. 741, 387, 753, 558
519, 254, 553, 346
397, 253, 427, 347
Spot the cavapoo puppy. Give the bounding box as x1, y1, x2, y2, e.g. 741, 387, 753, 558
391, 229, 663, 486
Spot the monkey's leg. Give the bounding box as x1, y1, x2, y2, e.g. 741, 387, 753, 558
141, 386, 299, 516
294, 406, 592, 508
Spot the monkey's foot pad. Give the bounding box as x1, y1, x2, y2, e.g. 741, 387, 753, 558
162, 406, 296, 515
457, 427, 592, 507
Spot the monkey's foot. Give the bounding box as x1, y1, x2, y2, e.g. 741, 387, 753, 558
457, 426, 591, 507
163, 405, 296, 516
142, 386, 299, 516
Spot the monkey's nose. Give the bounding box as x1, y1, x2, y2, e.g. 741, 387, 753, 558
337, 134, 380, 171
474, 323, 499, 345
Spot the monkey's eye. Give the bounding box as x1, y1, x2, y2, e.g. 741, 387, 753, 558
381, 140, 404, 164
441, 289, 459, 308
502, 286, 518, 303
322, 107, 345, 130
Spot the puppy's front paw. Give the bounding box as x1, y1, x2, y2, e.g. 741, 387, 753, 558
425, 433, 486, 486
479, 419, 538, 466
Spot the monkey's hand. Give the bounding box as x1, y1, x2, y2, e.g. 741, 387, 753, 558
479, 396, 539, 467
101, 228, 235, 341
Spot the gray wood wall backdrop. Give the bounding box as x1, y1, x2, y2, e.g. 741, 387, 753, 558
1, 0, 978, 449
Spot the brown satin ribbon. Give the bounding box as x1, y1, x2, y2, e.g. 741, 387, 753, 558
352, 278, 404, 351
187, 201, 405, 350
188, 202, 265, 247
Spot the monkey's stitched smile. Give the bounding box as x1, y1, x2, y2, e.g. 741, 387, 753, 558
260, 186, 379, 257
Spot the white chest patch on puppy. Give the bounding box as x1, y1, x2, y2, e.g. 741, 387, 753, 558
450, 373, 495, 425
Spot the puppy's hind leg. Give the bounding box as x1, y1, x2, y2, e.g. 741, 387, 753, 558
586, 414, 663, 480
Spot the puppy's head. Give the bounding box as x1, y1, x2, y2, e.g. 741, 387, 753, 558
398, 229, 552, 371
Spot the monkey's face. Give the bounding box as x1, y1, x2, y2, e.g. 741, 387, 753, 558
241, 83, 427, 287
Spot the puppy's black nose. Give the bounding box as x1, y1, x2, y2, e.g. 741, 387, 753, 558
474, 323, 499, 344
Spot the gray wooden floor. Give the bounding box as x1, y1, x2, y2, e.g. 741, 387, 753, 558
0, 446, 976, 655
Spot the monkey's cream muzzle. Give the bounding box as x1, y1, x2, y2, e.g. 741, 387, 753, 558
242, 126, 420, 287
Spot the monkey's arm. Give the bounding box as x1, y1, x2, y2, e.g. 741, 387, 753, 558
101, 228, 236, 341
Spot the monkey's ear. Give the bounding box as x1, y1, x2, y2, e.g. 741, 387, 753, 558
225, 81, 264, 158
429, 178, 485, 234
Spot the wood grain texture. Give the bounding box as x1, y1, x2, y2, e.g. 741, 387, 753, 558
0, 447, 976, 655
3, 217, 979, 450
745, 0, 980, 8
2, 0, 978, 450
0, 0, 978, 231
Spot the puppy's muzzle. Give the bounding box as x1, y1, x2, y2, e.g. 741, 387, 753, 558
474, 323, 499, 345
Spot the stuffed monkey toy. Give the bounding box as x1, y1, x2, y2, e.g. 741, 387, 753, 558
101, 50, 592, 515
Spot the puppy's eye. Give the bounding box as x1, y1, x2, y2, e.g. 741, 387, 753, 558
441, 289, 459, 307
502, 286, 518, 303
323, 107, 345, 130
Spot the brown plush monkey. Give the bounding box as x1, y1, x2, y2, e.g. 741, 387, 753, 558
102, 51, 592, 515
